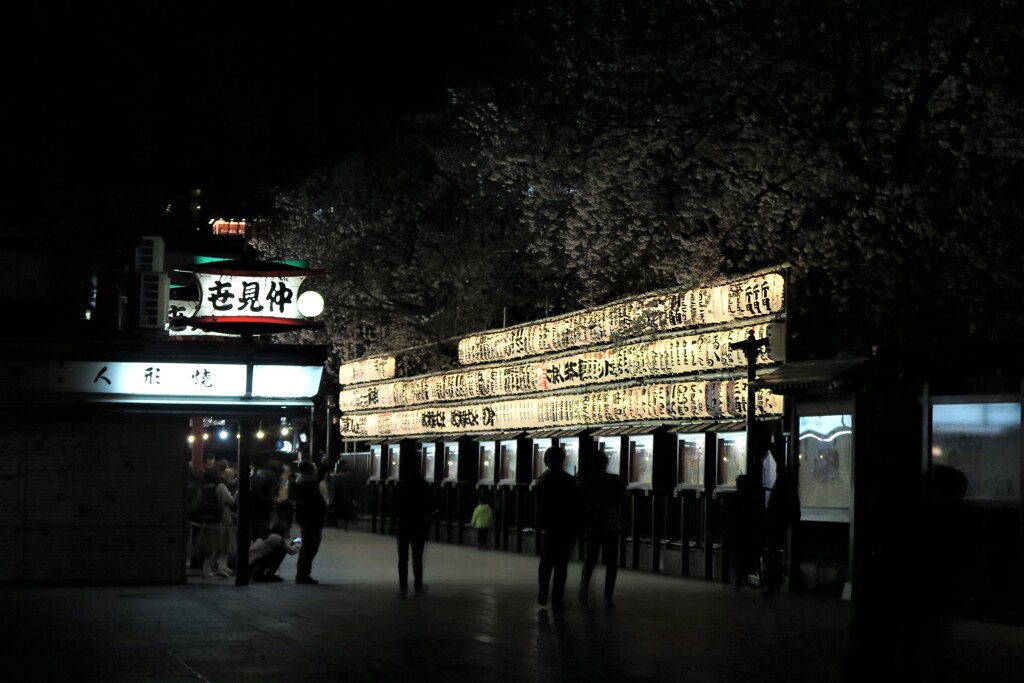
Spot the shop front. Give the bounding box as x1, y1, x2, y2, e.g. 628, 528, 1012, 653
0, 339, 327, 584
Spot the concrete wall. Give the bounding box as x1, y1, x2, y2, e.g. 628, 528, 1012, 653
0, 414, 187, 583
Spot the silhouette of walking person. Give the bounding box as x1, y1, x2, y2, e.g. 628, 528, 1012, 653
393, 458, 433, 596
535, 445, 582, 610
579, 449, 626, 608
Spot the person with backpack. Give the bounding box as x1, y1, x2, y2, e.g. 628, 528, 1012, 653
196, 461, 236, 578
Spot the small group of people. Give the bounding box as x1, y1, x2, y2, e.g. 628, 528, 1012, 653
189, 447, 629, 606
535, 445, 626, 610
189, 454, 238, 579
248, 458, 328, 584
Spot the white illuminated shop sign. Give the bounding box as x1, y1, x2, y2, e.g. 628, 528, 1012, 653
191, 269, 323, 327
339, 323, 784, 412
51, 362, 247, 397
339, 379, 784, 438
458, 272, 785, 364
47, 362, 324, 399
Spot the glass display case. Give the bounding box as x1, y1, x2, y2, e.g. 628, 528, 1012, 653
532, 438, 552, 480
387, 443, 401, 480
369, 444, 383, 480
499, 439, 517, 482
628, 434, 654, 488
597, 436, 621, 476
443, 441, 459, 482
479, 440, 496, 484
715, 431, 746, 487
797, 415, 852, 519
931, 402, 1020, 502
421, 442, 436, 482
677, 434, 705, 488
561, 437, 580, 477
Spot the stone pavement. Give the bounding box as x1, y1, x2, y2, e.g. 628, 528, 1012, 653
1, 528, 1021, 682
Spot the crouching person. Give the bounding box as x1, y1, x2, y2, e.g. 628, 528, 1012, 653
248, 522, 300, 582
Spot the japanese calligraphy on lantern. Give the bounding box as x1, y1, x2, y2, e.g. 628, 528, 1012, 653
338, 379, 784, 438
339, 324, 784, 412
338, 356, 397, 385
458, 273, 784, 364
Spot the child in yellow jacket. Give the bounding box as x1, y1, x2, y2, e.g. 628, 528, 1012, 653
470, 495, 494, 551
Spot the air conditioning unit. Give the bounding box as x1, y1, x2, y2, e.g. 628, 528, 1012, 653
139, 272, 169, 329
135, 235, 165, 272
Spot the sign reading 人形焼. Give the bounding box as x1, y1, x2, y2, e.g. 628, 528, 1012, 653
43, 361, 324, 399
339, 379, 783, 438
339, 323, 783, 412
458, 273, 784, 365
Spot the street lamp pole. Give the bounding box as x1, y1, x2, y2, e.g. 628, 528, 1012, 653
730, 329, 770, 478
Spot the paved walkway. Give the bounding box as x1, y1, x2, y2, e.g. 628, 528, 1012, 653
1, 528, 1021, 682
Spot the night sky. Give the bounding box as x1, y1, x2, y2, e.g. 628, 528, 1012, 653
2, 4, 500, 224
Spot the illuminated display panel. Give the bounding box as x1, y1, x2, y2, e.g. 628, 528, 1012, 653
716, 431, 747, 487
387, 444, 401, 479
339, 380, 783, 439
443, 442, 459, 481
598, 437, 622, 476
677, 434, 706, 487
421, 443, 436, 481
561, 437, 580, 477
459, 273, 784, 365
369, 445, 383, 479
339, 323, 783, 412
531, 438, 552, 479
629, 434, 655, 487
479, 442, 496, 484
499, 439, 517, 481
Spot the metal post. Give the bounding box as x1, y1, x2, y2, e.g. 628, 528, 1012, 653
235, 418, 252, 586
730, 329, 770, 477
325, 396, 334, 464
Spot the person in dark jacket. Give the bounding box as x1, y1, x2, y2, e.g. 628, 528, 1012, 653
293, 460, 328, 584
393, 461, 434, 596
578, 449, 626, 608
535, 445, 582, 609
249, 459, 284, 543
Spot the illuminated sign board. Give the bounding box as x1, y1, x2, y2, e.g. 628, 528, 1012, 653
51, 362, 247, 396
45, 362, 323, 399
458, 273, 784, 364
340, 323, 784, 412
339, 379, 784, 438
338, 356, 397, 385
192, 270, 312, 326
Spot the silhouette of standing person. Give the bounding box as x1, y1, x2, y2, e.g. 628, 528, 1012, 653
293, 460, 327, 584
331, 459, 356, 531
393, 459, 433, 596
579, 449, 626, 608
535, 445, 582, 610
728, 473, 762, 591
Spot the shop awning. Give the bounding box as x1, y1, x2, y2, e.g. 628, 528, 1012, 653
751, 358, 868, 393
524, 427, 589, 439
666, 422, 716, 434
590, 424, 661, 437
471, 431, 524, 442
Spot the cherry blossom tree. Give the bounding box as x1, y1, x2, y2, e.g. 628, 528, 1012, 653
256, 0, 1024, 367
